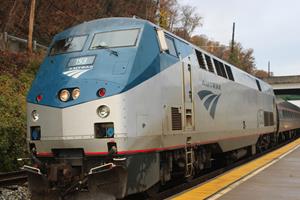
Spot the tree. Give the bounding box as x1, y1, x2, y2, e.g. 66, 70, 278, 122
191, 34, 258, 74
253, 69, 272, 79
175, 5, 202, 40
191, 35, 227, 59
159, 0, 179, 31
226, 43, 255, 73
2, 0, 19, 32
0, 0, 158, 44
0, 1, 204, 44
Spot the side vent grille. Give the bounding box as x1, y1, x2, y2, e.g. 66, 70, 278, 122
264, 111, 274, 126
171, 107, 182, 130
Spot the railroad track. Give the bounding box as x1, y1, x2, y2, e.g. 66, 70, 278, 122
0, 171, 28, 187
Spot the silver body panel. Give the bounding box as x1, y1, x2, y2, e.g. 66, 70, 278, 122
27, 53, 277, 154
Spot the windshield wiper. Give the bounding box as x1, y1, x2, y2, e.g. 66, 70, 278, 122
92, 45, 118, 57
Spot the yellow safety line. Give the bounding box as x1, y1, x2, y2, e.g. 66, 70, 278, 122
172, 138, 300, 200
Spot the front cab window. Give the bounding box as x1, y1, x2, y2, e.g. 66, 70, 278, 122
49, 35, 87, 56
90, 29, 140, 49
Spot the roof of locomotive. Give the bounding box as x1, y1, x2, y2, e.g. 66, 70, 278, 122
141, 18, 273, 93
51, 17, 273, 94
52, 17, 148, 41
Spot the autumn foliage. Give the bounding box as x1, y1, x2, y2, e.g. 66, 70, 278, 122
0, 0, 159, 45
0, 51, 41, 171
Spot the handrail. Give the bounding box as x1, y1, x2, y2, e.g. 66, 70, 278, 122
1, 32, 48, 51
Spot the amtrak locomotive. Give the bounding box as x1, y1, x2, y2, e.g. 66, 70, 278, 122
24, 17, 300, 199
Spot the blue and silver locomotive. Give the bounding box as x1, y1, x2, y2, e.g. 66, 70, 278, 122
24, 17, 300, 199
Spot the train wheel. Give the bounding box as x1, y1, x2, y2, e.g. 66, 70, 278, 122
256, 134, 271, 153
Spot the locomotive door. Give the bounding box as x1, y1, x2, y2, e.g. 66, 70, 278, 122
182, 60, 194, 131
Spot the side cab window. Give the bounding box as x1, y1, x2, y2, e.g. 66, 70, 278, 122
165, 36, 178, 57
156, 29, 178, 57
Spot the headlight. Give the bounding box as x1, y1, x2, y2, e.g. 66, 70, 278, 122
72, 88, 80, 100
59, 89, 70, 102
31, 110, 39, 122
97, 105, 110, 118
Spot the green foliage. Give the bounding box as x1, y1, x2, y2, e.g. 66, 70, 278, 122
227, 43, 256, 74
0, 51, 41, 172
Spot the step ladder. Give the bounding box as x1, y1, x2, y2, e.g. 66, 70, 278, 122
185, 137, 193, 177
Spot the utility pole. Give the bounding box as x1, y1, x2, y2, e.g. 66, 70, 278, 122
268, 61, 271, 77
28, 0, 36, 53
155, 0, 160, 26
231, 22, 235, 54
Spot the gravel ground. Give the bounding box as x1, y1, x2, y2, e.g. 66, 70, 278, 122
0, 186, 30, 200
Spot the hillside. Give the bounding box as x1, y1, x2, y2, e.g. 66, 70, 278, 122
0, 51, 42, 171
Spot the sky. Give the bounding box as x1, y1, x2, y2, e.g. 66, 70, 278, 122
178, 0, 300, 76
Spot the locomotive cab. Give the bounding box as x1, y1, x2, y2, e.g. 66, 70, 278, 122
27, 18, 161, 145
25, 18, 164, 199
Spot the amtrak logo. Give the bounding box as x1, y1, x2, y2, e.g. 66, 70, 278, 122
198, 90, 221, 119
63, 65, 93, 78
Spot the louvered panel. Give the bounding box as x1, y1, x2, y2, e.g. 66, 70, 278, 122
171, 107, 182, 130
264, 111, 269, 126
264, 111, 274, 126
270, 112, 274, 126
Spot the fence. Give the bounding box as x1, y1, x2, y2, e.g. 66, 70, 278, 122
0, 32, 48, 52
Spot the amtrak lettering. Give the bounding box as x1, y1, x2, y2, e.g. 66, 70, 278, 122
202, 80, 221, 90
63, 65, 94, 78
67, 65, 94, 71
198, 90, 221, 119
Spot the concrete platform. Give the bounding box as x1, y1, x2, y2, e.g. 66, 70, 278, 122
172, 138, 300, 200
218, 145, 300, 200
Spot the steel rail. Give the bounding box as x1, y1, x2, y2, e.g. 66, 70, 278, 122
0, 170, 28, 187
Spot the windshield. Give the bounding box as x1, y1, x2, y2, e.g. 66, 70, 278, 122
90, 29, 140, 49
49, 35, 87, 55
